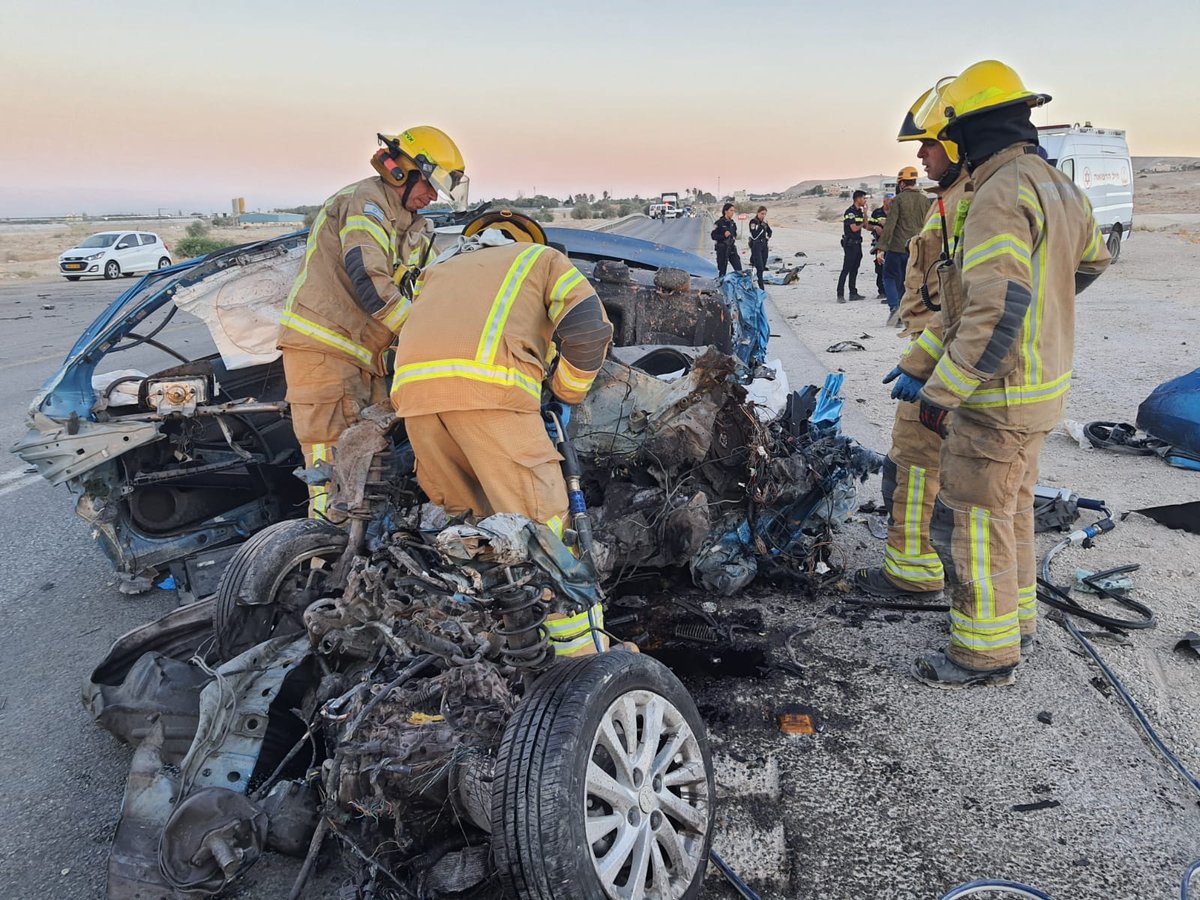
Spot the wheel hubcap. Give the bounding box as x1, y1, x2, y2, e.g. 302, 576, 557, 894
585, 689, 709, 899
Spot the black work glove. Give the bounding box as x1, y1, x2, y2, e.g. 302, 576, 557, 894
918, 399, 950, 438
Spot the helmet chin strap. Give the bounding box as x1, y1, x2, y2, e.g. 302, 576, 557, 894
937, 161, 963, 190
399, 169, 421, 210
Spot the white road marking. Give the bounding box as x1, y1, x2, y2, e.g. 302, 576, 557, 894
0, 474, 43, 498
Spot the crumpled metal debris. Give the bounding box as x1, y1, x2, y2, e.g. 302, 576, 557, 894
574, 350, 880, 590
159, 787, 268, 895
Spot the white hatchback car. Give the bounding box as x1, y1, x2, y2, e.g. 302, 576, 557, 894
59, 231, 172, 281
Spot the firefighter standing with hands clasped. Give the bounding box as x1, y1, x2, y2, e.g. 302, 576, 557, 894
891, 61, 1111, 687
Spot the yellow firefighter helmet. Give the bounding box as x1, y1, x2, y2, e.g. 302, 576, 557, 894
372, 126, 468, 204
897, 80, 960, 164
937, 60, 1051, 137
462, 209, 548, 246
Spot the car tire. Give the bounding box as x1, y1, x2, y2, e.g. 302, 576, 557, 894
103, 260, 120, 280
213, 518, 347, 660
1106, 229, 1122, 264
492, 651, 715, 900
158, 257, 171, 269
65, 276, 81, 282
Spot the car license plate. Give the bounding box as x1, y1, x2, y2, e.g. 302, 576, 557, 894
64, 263, 83, 270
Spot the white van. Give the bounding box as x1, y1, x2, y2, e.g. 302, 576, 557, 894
1038, 124, 1133, 261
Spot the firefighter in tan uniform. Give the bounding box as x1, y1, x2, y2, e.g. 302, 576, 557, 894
391, 218, 611, 536
392, 213, 613, 654
856, 81, 971, 602
896, 61, 1111, 687
278, 127, 467, 517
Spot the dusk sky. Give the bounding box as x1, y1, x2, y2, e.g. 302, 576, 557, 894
3, 0, 1198, 216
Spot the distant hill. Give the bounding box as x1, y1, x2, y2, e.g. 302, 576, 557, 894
783, 175, 888, 197
1133, 156, 1200, 173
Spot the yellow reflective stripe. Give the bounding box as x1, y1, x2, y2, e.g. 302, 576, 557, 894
391, 358, 542, 400
285, 183, 359, 315
1023, 233, 1048, 385
904, 465, 923, 557
962, 370, 1072, 408
545, 515, 564, 538
916, 329, 944, 359
310, 443, 328, 462
280, 311, 374, 367
553, 359, 593, 393
475, 245, 548, 365
339, 216, 390, 256
1017, 584, 1038, 620
405, 234, 429, 268
949, 608, 1021, 650
285, 207, 330, 314
1082, 222, 1105, 261
381, 297, 412, 331
883, 546, 944, 582
921, 215, 944, 234
962, 233, 1032, 274
543, 605, 604, 633
932, 354, 981, 399
1017, 186, 1044, 231
548, 268, 587, 322
970, 507, 993, 620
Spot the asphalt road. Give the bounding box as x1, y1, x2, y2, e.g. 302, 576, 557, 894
0, 276, 210, 898
604, 212, 709, 255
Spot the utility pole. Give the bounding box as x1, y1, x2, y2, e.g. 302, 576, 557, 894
717, 176, 721, 200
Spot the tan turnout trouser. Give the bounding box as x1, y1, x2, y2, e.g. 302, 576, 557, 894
405, 409, 569, 539
282, 348, 387, 519
882, 401, 945, 592
930, 413, 1047, 670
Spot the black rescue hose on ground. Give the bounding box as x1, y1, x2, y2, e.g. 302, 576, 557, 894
709, 849, 762, 900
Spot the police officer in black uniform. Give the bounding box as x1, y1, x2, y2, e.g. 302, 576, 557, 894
836, 190, 868, 302
748, 205, 773, 289
711, 202, 743, 278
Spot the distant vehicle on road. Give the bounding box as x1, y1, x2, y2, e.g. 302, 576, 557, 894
661, 191, 680, 219
59, 231, 172, 281
1038, 123, 1133, 261
648, 202, 666, 219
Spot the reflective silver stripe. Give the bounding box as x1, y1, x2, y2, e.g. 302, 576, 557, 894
475, 245, 548, 365
280, 312, 374, 367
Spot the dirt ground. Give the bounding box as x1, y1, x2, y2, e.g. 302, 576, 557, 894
686, 194, 1199, 898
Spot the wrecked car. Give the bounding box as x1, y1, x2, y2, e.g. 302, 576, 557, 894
12, 229, 734, 599
83, 333, 876, 897
21, 212, 884, 896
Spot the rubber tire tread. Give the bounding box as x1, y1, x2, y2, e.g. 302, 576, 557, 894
1107, 229, 1122, 263
213, 518, 346, 660
491, 651, 713, 900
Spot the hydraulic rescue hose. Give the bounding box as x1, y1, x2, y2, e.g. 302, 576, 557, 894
938, 881, 1055, 900
547, 408, 604, 654
937, 505, 1200, 900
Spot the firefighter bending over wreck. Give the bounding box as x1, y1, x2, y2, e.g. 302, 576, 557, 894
278, 126, 467, 517
390, 211, 614, 649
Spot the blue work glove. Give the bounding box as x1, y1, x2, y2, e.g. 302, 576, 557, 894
542, 400, 571, 443
882, 366, 926, 403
